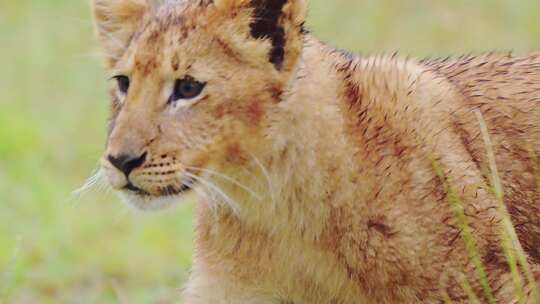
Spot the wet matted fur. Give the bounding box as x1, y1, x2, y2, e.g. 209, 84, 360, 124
91, 0, 540, 302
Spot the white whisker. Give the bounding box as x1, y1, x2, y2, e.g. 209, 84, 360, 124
96, 177, 113, 195
193, 186, 216, 210
185, 166, 262, 201
183, 172, 241, 215
249, 153, 277, 209
73, 169, 103, 198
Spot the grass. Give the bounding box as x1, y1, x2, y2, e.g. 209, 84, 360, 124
1, 0, 540, 303
433, 112, 540, 303
475, 111, 540, 303
433, 163, 495, 304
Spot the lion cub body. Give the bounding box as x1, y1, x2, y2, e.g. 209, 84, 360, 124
91, 0, 540, 302
188, 43, 540, 303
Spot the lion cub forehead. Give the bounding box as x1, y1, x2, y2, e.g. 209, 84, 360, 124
147, 0, 214, 35
126, 2, 215, 75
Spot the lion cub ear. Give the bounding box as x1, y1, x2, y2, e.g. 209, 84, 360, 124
91, 0, 154, 67
214, 0, 307, 71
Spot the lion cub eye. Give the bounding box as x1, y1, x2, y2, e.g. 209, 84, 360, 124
170, 76, 206, 102
113, 75, 130, 95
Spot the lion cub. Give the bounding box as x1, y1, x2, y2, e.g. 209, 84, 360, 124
92, 0, 540, 302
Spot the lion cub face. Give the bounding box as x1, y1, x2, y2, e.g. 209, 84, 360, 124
92, 0, 306, 209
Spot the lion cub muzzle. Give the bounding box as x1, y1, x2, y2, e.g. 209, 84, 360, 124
106, 152, 148, 190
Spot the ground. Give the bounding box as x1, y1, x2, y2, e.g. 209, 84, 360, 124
1, 0, 540, 303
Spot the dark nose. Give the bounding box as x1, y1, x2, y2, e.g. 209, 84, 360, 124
108, 152, 147, 177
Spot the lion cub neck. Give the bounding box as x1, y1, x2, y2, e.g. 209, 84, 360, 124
197, 37, 359, 242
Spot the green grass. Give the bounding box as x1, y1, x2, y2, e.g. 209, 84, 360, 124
1, 0, 540, 302
433, 113, 540, 303
433, 162, 496, 304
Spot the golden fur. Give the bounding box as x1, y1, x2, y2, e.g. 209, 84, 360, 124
91, 0, 540, 302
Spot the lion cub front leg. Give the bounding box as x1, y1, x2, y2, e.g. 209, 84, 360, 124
183, 270, 278, 304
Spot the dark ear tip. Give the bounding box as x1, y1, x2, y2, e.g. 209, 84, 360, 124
270, 47, 285, 70
249, 0, 290, 69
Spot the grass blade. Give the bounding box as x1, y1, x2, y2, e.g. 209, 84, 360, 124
433, 162, 496, 304
475, 110, 539, 303
458, 272, 482, 304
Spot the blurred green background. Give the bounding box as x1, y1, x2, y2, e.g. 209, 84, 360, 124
1, 0, 540, 303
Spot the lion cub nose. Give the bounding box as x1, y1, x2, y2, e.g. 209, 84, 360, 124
108, 152, 147, 177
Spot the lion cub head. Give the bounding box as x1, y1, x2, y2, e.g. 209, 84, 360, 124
92, 0, 306, 210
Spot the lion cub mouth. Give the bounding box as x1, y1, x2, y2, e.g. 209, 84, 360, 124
123, 179, 196, 198
117, 177, 198, 211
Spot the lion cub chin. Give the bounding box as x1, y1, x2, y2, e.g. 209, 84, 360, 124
92, 0, 540, 302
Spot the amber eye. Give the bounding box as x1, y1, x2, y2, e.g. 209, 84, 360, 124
113, 75, 130, 94
171, 76, 206, 102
